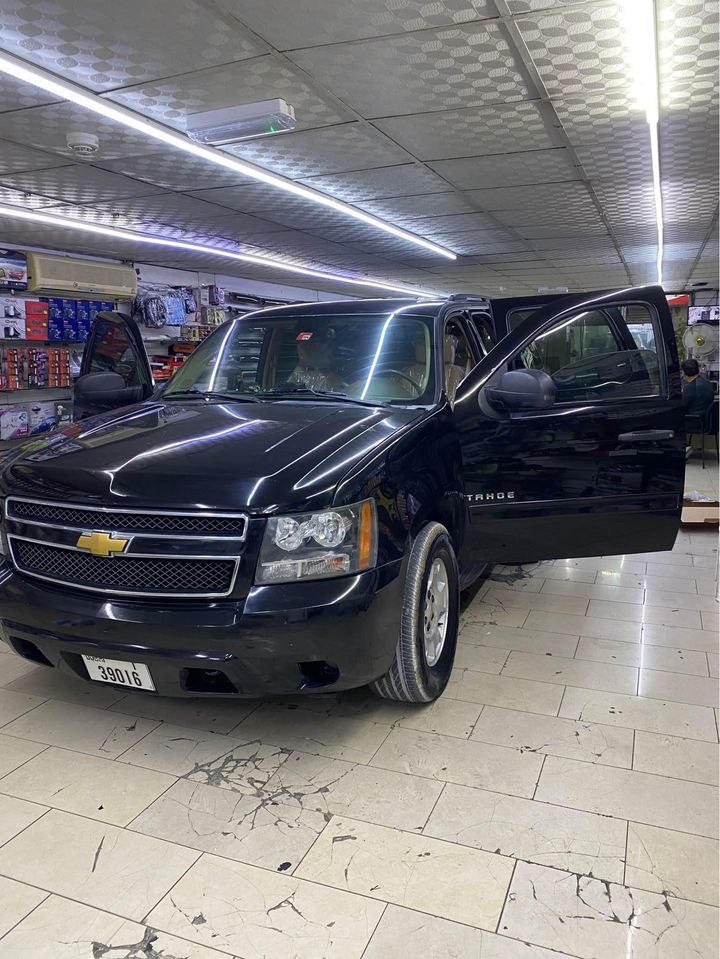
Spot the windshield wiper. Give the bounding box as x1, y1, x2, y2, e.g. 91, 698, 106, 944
259, 387, 388, 408
164, 390, 260, 403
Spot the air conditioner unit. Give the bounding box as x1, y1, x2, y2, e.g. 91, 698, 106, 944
26, 253, 137, 298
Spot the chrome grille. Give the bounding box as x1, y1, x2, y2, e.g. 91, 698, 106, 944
11, 539, 237, 598
6, 498, 247, 538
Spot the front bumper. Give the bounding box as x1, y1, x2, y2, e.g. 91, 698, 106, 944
0, 561, 404, 697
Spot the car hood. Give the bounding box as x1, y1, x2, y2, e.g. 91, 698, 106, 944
0, 399, 423, 511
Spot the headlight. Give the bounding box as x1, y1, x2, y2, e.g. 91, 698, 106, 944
256, 499, 377, 584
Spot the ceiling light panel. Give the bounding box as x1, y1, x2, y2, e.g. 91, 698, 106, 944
220, 0, 496, 49
0, 0, 262, 91
375, 101, 558, 163
288, 22, 530, 118
106, 57, 350, 133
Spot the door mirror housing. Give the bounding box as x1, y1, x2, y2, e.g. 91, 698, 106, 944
74, 371, 146, 412
484, 368, 556, 410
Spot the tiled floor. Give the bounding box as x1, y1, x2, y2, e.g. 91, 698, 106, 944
0, 527, 717, 958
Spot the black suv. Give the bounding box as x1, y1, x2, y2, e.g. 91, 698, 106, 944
0, 287, 684, 702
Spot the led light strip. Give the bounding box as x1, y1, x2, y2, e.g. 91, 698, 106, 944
0, 202, 440, 296
0, 50, 456, 261
625, 0, 664, 285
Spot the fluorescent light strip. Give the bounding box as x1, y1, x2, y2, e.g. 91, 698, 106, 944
0, 202, 439, 296
0, 50, 455, 261
624, 0, 663, 284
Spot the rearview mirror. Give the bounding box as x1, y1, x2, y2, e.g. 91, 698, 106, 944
484, 369, 556, 410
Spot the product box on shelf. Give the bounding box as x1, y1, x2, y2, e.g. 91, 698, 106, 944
24, 300, 49, 340
76, 301, 92, 341
26, 348, 50, 388
99, 301, 114, 313
55, 401, 72, 427
0, 405, 28, 440
28, 400, 57, 435
0, 296, 26, 339
3, 347, 27, 391
60, 299, 78, 341
46, 298, 64, 341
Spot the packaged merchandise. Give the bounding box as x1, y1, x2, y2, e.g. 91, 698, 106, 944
60, 299, 78, 341
24, 300, 49, 340
28, 401, 57, 435
46, 298, 64, 341
1, 296, 26, 339
76, 301, 92, 341
55, 401, 72, 427
0, 405, 28, 440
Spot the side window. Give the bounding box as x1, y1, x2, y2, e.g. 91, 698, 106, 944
517, 305, 661, 402
89, 319, 144, 387
468, 312, 496, 355
444, 319, 475, 402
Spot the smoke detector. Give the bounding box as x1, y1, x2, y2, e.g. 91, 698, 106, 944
66, 132, 100, 159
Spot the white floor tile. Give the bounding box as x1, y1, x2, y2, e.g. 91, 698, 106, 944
708, 652, 719, 678
0, 734, 45, 778
370, 726, 544, 798
0, 895, 228, 959
425, 782, 626, 881
0, 809, 200, 920
535, 755, 719, 838
447, 670, 565, 715
0, 875, 47, 940
459, 623, 579, 657
0, 653, 39, 688
541, 579, 645, 603
470, 705, 633, 768
525, 610, 642, 643
108, 691, 258, 734
502, 650, 637, 694
638, 669, 719, 708
644, 589, 719, 612
586, 599, 703, 629
146, 853, 384, 958
701, 609, 719, 631
297, 816, 515, 930
0, 746, 174, 826
575, 637, 710, 675
453, 644, 510, 674
0, 689, 44, 727
0, 793, 47, 847
476, 587, 590, 615
4, 668, 128, 709
554, 557, 647, 574
641, 622, 719, 652
560, 687, 718, 741
625, 822, 719, 906
499, 861, 719, 959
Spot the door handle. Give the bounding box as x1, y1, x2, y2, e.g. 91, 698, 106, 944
618, 430, 675, 442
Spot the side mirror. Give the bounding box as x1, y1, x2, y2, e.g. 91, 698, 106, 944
484, 368, 556, 410
74, 371, 145, 410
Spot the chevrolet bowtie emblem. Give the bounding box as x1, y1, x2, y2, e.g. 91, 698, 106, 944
76, 531, 129, 557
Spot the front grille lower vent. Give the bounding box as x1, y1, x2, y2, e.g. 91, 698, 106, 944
11, 539, 237, 597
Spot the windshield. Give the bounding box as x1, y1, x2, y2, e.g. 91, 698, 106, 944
165, 311, 436, 405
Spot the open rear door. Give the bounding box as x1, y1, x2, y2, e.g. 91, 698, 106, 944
74, 312, 154, 420
455, 285, 685, 564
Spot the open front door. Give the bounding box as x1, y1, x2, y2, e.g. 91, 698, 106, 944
74, 312, 154, 420
455, 285, 685, 565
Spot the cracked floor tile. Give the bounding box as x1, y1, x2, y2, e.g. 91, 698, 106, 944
146, 853, 384, 959
625, 822, 719, 907
296, 816, 515, 930
499, 860, 719, 959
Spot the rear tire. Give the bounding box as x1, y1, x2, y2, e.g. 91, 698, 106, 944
370, 522, 459, 702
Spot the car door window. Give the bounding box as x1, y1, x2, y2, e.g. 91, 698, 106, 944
444, 319, 475, 402
467, 312, 496, 355
517, 305, 662, 403
89, 319, 146, 387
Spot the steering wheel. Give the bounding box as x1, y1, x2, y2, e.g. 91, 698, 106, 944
370, 367, 424, 395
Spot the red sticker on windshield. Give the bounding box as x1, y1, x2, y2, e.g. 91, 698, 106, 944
296, 332, 314, 341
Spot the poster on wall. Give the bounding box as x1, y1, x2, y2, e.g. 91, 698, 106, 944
0, 250, 28, 291
688, 306, 719, 325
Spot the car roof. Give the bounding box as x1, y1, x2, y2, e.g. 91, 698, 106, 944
243, 297, 443, 320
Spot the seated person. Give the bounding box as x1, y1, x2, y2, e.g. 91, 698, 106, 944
682, 358, 714, 417
288, 327, 345, 392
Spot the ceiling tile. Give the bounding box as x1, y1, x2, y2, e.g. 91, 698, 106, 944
506, 0, 598, 11
375, 100, 557, 161
300, 164, 450, 200
516, 3, 630, 101
288, 22, 530, 118
658, 0, 719, 112
0, 73, 58, 114
357, 193, 477, 220
0, 0, 262, 92
92, 152, 255, 192
0, 164, 169, 204
222, 123, 411, 178
0, 186, 61, 209
516, 222, 610, 239
0, 102, 161, 160
573, 140, 653, 183
554, 94, 644, 144
220, 0, 496, 49
395, 212, 498, 235
106, 57, 351, 133
464, 181, 593, 211
0, 140, 67, 177
431, 149, 580, 189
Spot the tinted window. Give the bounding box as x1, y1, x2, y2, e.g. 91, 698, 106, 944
89, 319, 145, 387
518, 306, 661, 402
444, 319, 475, 402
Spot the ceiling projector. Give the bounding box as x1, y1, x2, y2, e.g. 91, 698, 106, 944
186, 99, 296, 145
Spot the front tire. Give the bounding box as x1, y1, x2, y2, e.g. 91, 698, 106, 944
370, 522, 459, 702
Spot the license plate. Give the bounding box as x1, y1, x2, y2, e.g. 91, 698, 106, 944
82, 656, 155, 691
